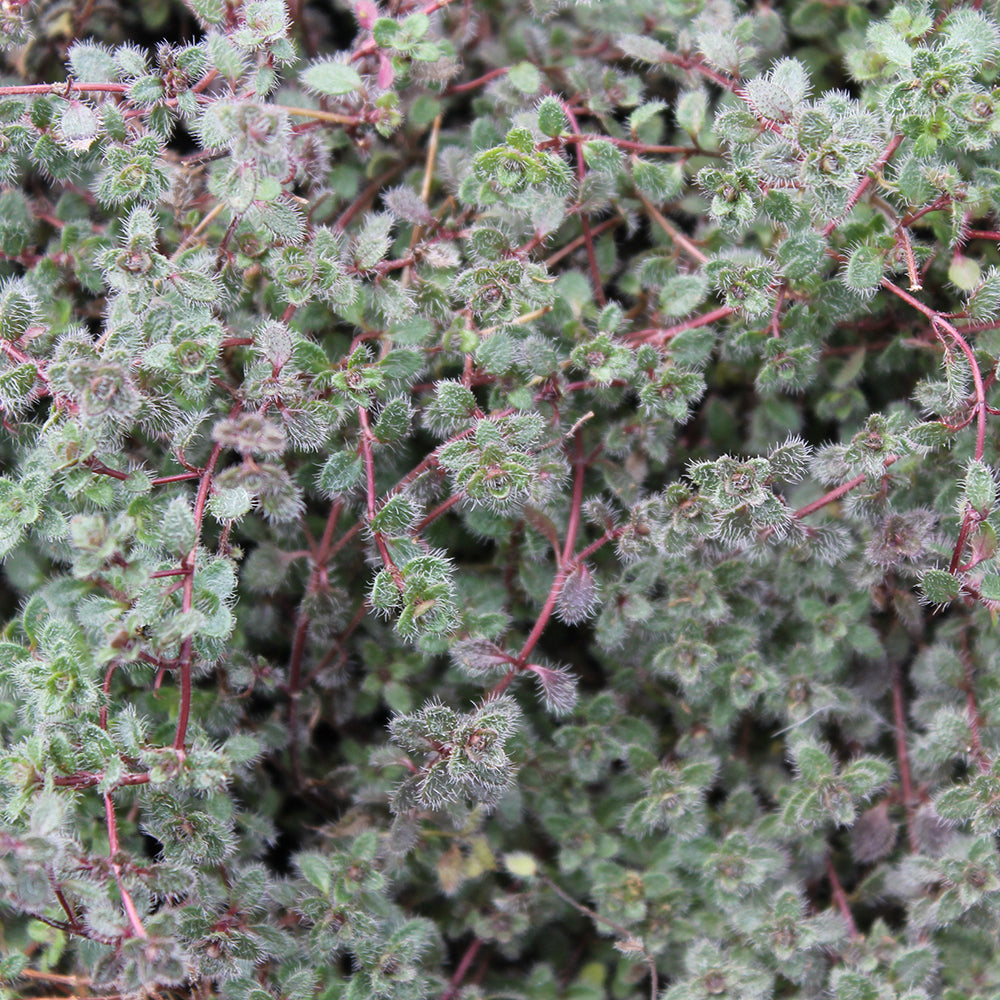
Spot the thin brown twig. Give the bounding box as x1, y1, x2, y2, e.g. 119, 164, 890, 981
635, 190, 708, 265
402, 114, 442, 290
334, 164, 406, 231
543, 215, 622, 268
540, 874, 659, 1000
0, 81, 128, 97
17, 969, 92, 987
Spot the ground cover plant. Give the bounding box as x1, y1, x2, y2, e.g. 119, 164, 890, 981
4, 0, 1000, 996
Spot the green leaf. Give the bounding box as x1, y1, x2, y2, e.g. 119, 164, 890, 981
0, 278, 38, 340
508, 61, 541, 95
503, 851, 538, 878
295, 852, 331, 895
317, 452, 363, 498
373, 18, 401, 47
949, 253, 982, 291
964, 459, 996, 513
921, 568, 962, 605
207, 487, 253, 522
536, 96, 568, 138
160, 497, 197, 556
301, 59, 364, 95
843, 244, 884, 296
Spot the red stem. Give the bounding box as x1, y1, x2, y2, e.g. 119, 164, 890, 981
359, 406, 405, 590
287, 499, 343, 717
413, 493, 462, 533
104, 793, 147, 939
172, 431, 228, 752
882, 280, 986, 461
645, 50, 738, 92
822, 134, 903, 237
881, 280, 989, 574
574, 528, 619, 565
890, 661, 917, 852
444, 68, 508, 94
792, 456, 898, 520
85, 459, 128, 481
492, 435, 590, 699
543, 215, 623, 268
901, 193, 952, 227
333, 165, 405, 231
514, 436, 586, 664
561, 102, 605, 307
52, 884, 81, 931
151, 471, 201, 485
826, 857, 859, 939
439, 937, 483, 1000
560, 133, 708, 157
960, 635, 990, 774
631, 306, 735, 346
54, 771, 149, 788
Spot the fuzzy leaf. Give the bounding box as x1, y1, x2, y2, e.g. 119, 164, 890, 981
301, 59, 363, 95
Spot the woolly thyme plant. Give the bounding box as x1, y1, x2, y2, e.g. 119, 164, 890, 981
5, 0, 1000, 996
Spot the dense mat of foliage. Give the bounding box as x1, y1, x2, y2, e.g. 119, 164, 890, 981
5, 0, 1000, 996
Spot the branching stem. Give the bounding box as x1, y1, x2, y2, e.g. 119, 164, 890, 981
562, 102, 605, 306
822, 134, 903, 237
359, 405, 405, 590
541, 874, 659, 1000
173, 424, 230, 752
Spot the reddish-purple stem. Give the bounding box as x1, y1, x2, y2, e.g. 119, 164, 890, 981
822, 134, 903, 237
890, 661, 918, 852
491, 435, 592, 699
444, 67, 508, 94
287, 499, 344, 720
882, 280, 989, 573
960, 636, 991, 774
792, 456, 898, 520
562, 102, 605, 307
359, 406, 405, 589
52, 884, 81, 931
151, 471, 202, 485
104, 793, 147, 939
438, 937, 483, 1000
54, 771, 150, 789
414, 493, 463, 534
631, 306, 735, 346
173, 432, 228, 752
826, 857, 859, 939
